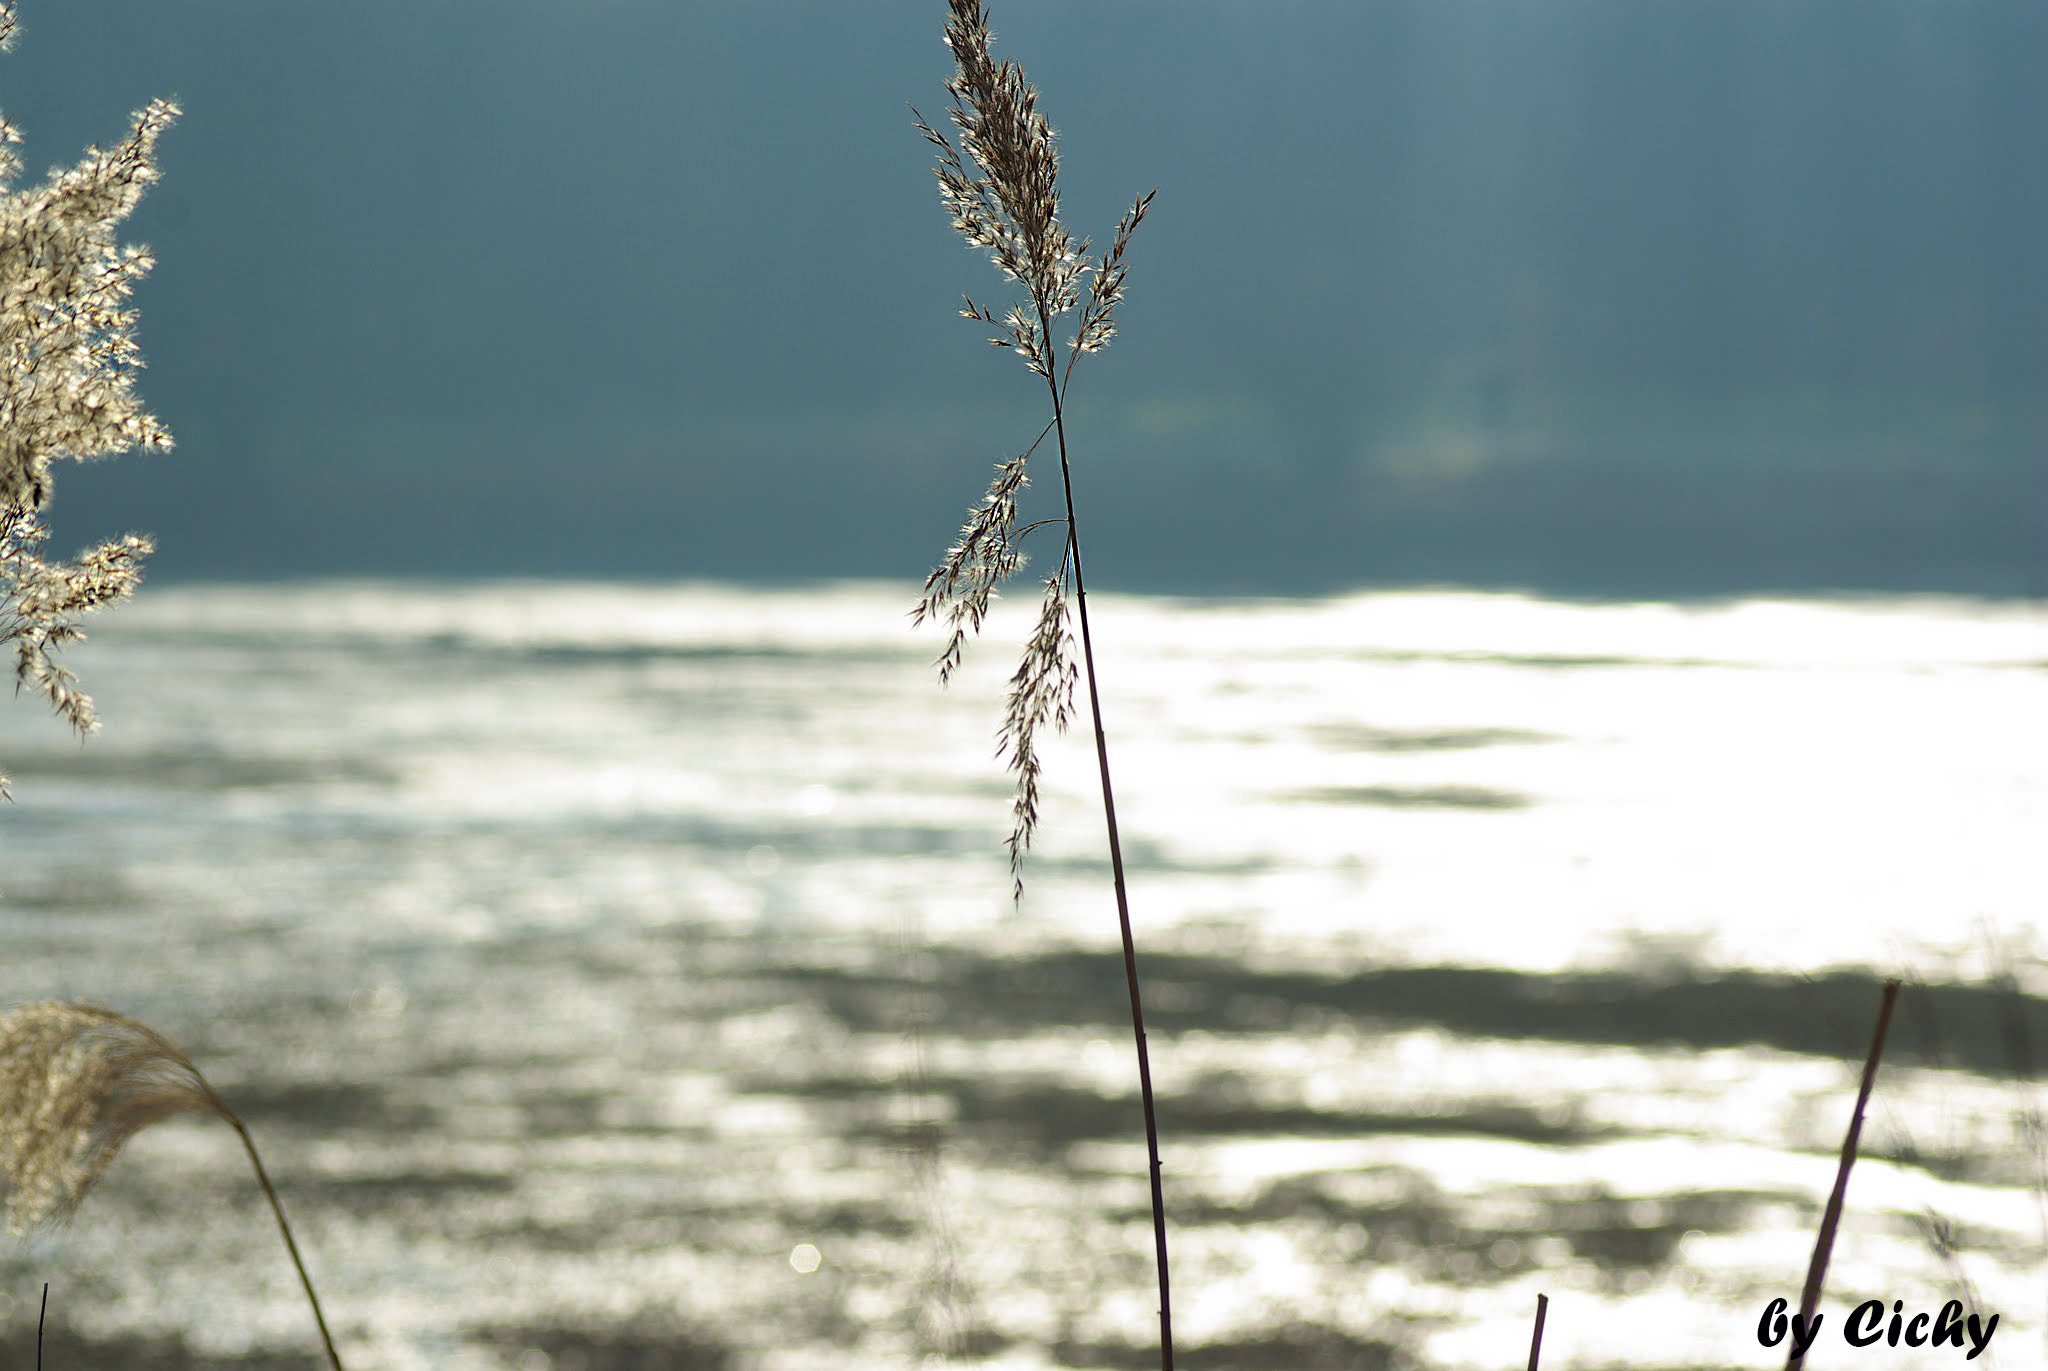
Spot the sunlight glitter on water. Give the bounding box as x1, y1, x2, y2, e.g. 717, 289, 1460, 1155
3, 579, 2047, 1368
58, 579, 2043, 974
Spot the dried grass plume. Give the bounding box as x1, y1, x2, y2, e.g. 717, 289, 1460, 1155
910, 0, 1153, 898
0, 1002, 346, 1369
0, 1001, 229, 1233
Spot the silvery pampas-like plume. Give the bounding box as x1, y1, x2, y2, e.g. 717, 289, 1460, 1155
0, 1, 175, 797
0, 1003, 346, 1369
0, 1002, 229, 1232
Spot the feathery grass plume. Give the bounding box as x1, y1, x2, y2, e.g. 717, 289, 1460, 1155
908, 0, 1155, 886
0, 1, 175, 797
0, 1002, 226, 1232
909, 3, 1173, 1365
0, 1003, 346, 1370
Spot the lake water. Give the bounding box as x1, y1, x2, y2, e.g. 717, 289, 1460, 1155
1, 579, 2045, 1370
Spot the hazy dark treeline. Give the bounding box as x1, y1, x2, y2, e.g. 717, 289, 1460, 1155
11, 0, 2044, 596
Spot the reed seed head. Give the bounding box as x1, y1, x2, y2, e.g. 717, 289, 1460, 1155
0, 13, 174, 794
912, 0, 1153, 899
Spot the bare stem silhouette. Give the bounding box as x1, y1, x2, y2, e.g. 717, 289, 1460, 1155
1787, 979, 1900, 1371
1041, 303, 1171, 1365
231, 1118, 344, 1370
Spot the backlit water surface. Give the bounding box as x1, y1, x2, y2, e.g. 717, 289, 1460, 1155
2, 580, 2045, 1369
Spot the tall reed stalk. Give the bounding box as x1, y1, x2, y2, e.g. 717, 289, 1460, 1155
1786, 980, 1900, 1371
908, 2, 1170, 1363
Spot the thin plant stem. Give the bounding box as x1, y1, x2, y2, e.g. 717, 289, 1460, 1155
230, 1119, 345, 1371
1787, 978, 1901, 1371
1040, 306, 1172, 1369
1526, 1292, 1549, 1371
37, 1282, 46, 1371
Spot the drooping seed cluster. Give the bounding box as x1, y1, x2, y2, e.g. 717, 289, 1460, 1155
0, 2, 175, 795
